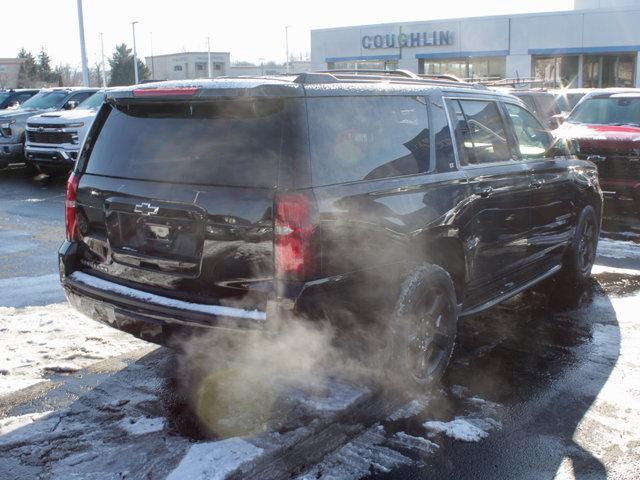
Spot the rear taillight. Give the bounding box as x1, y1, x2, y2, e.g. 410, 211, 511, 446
65, 173, 81, 241
274, 193, 317, 280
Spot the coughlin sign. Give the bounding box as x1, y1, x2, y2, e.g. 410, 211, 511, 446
362, 31, 454, 49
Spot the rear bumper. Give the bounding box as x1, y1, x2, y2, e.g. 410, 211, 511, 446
58, 241, 293, 345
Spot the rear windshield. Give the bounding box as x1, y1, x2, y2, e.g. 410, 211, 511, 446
85, 99, 291, 187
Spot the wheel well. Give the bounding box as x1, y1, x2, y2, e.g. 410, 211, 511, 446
422, 238, 466, 303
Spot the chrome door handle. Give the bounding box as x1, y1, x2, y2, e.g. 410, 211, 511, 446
473, 185, 493, 197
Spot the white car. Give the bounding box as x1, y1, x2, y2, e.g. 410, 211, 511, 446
25, 90, 106, 174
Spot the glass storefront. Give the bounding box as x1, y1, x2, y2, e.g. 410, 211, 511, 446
418, 56, 506, 81
532, 55, 579, 87
327, 59, 399, 70
582, 53, 635, 88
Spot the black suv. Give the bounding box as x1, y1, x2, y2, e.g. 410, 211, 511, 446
59, 71, 602, 388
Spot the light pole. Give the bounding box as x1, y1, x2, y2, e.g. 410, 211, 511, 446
207, 37, 212, 78
284, 25, 291, 74
150, 32, 155, 79
131, 21, 139, 85
76, 0, 89, 86
100, 32, 107, 87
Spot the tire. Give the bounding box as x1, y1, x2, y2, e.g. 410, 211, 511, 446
389, 264, 458, 391
559, 205, 599, 291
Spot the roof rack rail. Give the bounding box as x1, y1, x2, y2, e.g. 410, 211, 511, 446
319, 69, 421, 79
294, 69, 486, 89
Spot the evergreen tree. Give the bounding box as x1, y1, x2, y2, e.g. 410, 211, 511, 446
17, 48, 38, 87
108, 43, 149, 86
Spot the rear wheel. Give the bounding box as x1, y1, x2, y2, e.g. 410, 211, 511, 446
390, 264, 458, 390
559, 205, 599, 291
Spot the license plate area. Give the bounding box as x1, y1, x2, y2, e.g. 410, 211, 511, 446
104, 197, 206, 275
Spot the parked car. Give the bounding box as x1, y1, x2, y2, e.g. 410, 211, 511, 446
0, 89, 39, 110
59, 72, 602, 389
551, 88, 594, 114
494, 88, 564, 130
0, 87, 98, 170
25, 90, 106, 175
554, 88, 640, 216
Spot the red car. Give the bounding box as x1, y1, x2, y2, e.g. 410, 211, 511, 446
554, 89, 640, 216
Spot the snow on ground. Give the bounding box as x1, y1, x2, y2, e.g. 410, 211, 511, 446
422, 417, 500, 442
597, 237, 640, 261
166, 438, 264, 480
117, 416, 166, 436
0, 303, 149, 396
0, 411, 52, 437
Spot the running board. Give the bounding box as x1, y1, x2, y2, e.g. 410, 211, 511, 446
460, 264, 561, 317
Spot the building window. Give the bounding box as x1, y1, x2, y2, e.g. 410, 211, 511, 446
419, 56, 505, 81
214, 63, 222, 71
532, 55, 579, 88
583, 53, 635, 88
174, 65, 183, 71
327, 59, 399, 71
195, 63, 206, 71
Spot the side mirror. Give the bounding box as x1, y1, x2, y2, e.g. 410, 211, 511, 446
64, 100, 79, 110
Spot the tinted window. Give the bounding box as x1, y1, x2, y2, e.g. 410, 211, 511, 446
447, 99, 510, 165
505, 103, 552, 159
307, 96, 430, 186
85, 99, 293, 187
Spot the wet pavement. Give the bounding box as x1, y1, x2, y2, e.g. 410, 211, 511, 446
1, 166, 639, 479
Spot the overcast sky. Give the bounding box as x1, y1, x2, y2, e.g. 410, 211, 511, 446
2, 0, 574, 67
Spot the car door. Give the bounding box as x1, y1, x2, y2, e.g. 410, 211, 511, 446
446, 97, 532, 309
502, 101, 574, 273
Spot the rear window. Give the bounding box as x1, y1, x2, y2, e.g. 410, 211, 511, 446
85, 99, 291, 187
307, 96, 430, 186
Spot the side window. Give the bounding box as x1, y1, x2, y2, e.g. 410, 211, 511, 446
446, 99, 510, 165
65, 92, 92, 108
307, 96, 430, 186
16, 93, 34, 104
504, 103, 552, 159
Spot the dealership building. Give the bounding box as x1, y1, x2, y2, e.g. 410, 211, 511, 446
310, 0, 640, 88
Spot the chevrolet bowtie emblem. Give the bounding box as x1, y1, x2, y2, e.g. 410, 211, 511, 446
134, 203, 160, 216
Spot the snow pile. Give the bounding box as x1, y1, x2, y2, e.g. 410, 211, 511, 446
423, 417, 500, 442
166, 438, 263, 480
0, 411, 53, 437
0, 303, 149, 396
388, 431, 438, 454
117, 416, 165, 436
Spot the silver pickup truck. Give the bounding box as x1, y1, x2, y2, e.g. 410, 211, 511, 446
25, 90, 105, 174
0, 87, 97, 170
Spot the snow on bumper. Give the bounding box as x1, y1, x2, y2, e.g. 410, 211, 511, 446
63, 271, 270, 344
